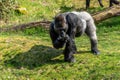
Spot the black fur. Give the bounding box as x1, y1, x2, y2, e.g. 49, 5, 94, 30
86, 0, 120, 9
110, 0, 120, 7
86, 0, 103, 9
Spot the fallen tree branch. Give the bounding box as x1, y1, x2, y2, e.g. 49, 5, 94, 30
0, 21, 51, 32
93, 5, 120, 23
11, 21, 51, 31
0, 5, 120, 32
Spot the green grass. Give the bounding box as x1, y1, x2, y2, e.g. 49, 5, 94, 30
0, 16, 120, 79
0, 0, 120, 79
1, 0, 109, 27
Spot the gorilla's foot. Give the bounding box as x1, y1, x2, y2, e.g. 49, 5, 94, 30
64, 56, 76, 63
91, 49, 100, 55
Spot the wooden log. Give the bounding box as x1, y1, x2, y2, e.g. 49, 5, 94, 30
0, 21, 51, 32
92, 5, 120, 23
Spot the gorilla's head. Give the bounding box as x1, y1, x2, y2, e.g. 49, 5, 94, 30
54, 13, 68, 35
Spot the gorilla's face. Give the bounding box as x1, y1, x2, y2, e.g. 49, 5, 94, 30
54, 14, 68, 35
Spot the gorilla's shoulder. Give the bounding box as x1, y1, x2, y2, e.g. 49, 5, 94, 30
66, 13, 79, 22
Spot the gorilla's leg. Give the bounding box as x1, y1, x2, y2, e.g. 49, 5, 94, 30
85, 19, 100, 55
112, 0, 120, 5
98, 0, 104, 7
86, 0, 90, 9
110, 0, 114, 7
64, 38, 76, 62
63, 30, 77, 62
90, 31, 99, 54
109, 0, 120, 7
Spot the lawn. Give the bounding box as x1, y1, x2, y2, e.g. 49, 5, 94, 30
0, 0, 120, 80
0, 16, 120, 79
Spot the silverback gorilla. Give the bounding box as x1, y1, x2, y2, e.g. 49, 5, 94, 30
49, 11, 100, 62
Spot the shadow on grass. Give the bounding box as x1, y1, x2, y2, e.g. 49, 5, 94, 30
4, 45, 63, 69
77, 50, 91, 54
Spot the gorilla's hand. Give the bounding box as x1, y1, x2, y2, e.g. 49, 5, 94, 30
64, 35, 70, 42
57, 31, 70, 42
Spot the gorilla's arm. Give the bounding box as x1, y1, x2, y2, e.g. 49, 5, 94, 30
63, 13, 80, 62
49, 22, 66, 49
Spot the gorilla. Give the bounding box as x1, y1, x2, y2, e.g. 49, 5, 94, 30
49, 11, 100, 62
86, 0, 120, 9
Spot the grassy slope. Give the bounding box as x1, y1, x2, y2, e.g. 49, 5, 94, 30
0, 0, 120, 80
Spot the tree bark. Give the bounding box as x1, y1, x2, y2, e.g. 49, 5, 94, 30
0, 21, 51, 32
0, 6, 120, 32
92, 5, 120, 23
